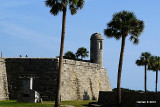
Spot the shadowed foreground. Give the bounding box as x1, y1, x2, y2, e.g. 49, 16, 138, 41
97, 91, 160, 107
0, 100, 96, 107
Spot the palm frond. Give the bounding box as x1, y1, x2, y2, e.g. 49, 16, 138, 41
45, 0, 63, 15
69, 3, 78, 15
69, 0, 84, 15
45, 0, 57, 7
77, 0, 84, 9
148, 56, 160, 71
130, 36, 139, 45
136, 52, 151, 66
129, 20, 144, 37
64, 51, 76, 59
104, 10, 144, 44
50, 3, 63, 15
45, 0, 84, 16
76, 47, 89, 60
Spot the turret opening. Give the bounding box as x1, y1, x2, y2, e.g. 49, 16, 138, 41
99, 41, 102, 50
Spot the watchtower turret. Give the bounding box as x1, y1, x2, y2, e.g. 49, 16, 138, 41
90, 33, 103, 66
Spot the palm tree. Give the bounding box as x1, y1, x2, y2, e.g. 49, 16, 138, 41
136, 52, 151, 92
104, 10, 144, 106
76, 47, 89, 60
64, 51, 76, 60
148, 56, 160, 92
45, 0, 85, 107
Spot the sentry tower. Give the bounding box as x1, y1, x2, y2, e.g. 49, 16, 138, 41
90, 33, 103, 66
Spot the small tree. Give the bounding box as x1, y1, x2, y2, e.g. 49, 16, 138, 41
64, 51, 76, 60
136, 52, 151, 92
148, 56, 160, 92
76, 47, 89, 60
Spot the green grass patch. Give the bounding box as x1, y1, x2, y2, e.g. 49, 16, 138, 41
0, 100, 97, 107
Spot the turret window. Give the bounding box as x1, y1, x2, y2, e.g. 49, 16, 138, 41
99, 41, 102, 49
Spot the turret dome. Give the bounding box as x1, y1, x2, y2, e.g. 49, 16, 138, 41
90, 33, 103, 40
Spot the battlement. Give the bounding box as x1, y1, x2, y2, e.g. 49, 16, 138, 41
63, 59, 103, 68
2, 57, 103, 69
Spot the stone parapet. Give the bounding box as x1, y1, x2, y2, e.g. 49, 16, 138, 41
63, 59, 102, 68
3, 58, 102, 68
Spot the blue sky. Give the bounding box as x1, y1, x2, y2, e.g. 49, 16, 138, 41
1, 0, 160, 91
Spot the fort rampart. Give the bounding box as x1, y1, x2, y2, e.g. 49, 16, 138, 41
0, 58, 112, 101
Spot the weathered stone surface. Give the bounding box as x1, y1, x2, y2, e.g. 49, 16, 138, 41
0, 58, 9, 100
0, 58, 112, 101
5, 58, 58, 101
90, 33, 103, 66
61, 59, 112, 100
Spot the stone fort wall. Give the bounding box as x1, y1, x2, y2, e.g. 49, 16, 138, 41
0, 58, 9, 100
0, 57, 112, 101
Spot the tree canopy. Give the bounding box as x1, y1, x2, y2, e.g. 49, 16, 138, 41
104, 10, 144, 44
76, 47, 89, 60
64, 51, 76, 60
148, 56, 160, 71
136, 52, 151, 66
45, 0, 85, 16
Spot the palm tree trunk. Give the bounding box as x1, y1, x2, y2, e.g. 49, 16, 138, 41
55, 7, 67, 107
156, 70, 158, 92
144, 65, 147, 92
117, 36, 126, 107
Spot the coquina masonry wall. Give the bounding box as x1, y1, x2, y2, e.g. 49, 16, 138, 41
61, 59, 112, 100
0, 58, 9, 100
1, 58, 112, 101
5, 58, 59, 101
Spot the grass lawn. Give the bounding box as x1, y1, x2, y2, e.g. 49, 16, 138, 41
0, 100, 97, 107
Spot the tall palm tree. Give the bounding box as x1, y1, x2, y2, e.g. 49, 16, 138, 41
64, 51, 76, 60
104, 10, 144, 106
45, 0, 85, 107
136, 52, 151, 92
148, 56, 160, 92
76, 47, 89, 60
